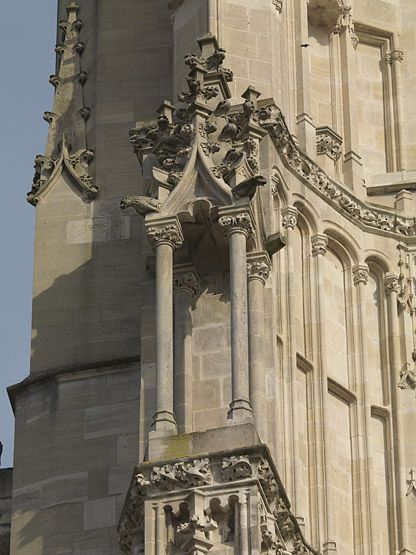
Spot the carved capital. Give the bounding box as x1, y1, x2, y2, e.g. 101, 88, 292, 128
174, 265, 201, 297
247, 252, 271, 285
384, 273, 399, 296
311, 234, 328, 257
385, 49, 404, 64
406, 468, 416, 496
316, 126, 343, 162
218, 206, 255, 240
281, 206, 298, 230
145, 217, 184, 250
352, 264, 369, 286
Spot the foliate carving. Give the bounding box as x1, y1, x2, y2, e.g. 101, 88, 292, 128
218, 212, 255, 240
384, 273, 399, 296
257, 102, 416, 238
143, 458, 212, 492
221, 456, 253, 481
316, 126, 343, 162
398, 359, 416, 392
406, 468, 416, 497
119, 448, 318, 555
247, 253, 271, 284
258, 459, 280, 504
385, 49, 404, 64
127, 35, 267, 212
174, 267, 201, 297
397, 249, 416, 314
333, 5, 359, 49
352, 264, 369, 287
272, 0, 283, 12
281, 206, 298, 230
311, 234, 328, 257
27, 2, 97, 205
146, 220, 184, 250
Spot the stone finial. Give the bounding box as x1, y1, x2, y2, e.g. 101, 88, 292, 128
281, 206, 298, 230
247, 252, 272, 285
352, 264, 369, 286
384, 273, 399, 296
145, 217, 184, 250
311, 234, 328, 257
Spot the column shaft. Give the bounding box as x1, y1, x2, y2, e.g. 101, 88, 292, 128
229, 229, 251, 418
155, 242, 176, 430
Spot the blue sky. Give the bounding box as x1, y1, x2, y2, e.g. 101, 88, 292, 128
0, 1, 56, 468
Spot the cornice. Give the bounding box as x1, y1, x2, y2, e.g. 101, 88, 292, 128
257, 101, 416, 241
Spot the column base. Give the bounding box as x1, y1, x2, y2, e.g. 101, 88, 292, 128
323, 541, 337, 553
151, 410, 178, 434
227, 399, 253, 421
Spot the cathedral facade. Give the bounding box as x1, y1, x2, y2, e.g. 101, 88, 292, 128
5, 0, 416, 553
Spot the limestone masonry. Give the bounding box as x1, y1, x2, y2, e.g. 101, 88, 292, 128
5, 0, 416, 553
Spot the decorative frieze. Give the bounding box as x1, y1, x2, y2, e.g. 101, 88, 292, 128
257, 102, 416, 238
281, 206, 298, 230
311, 234, 328, 257
316, 126, 343, 162
118, 446, 318, 555
385, 49, 404, 64
352, 264, 369, 287
247, 252, 272, 285
145, 217, 184, 250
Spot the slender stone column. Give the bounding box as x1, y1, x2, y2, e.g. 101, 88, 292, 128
352, 264, 375, 552
247, 252, 271, 440
146, 216, 184, 434
384, 273, 410, 553
281, 205, 299, 510
218, 205, 255, 421
310, 233, 335, 553
173, 264, 200, 435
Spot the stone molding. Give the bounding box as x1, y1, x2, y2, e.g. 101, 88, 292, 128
281, 206, 298, 230
118, 446, 319, 555
217, 205, 256, 240
352, 264, 369, 286
316, 126, 343, 162
311, 234, 328, 257
27, 2, 97, 206
173, 264, 201, 297
145, 216, 184, 250
257, 102, 416, 239
247, 252, 272, 285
